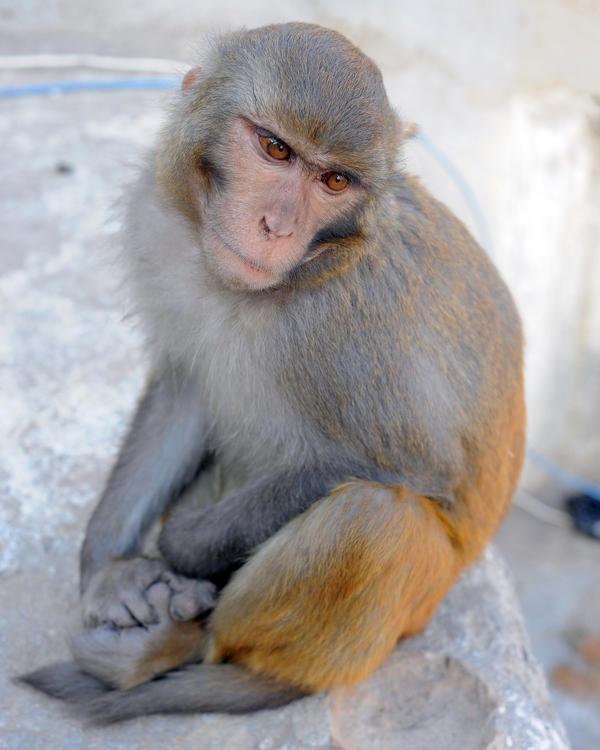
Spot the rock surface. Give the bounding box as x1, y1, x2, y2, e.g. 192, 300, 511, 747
2, 548, 569, 749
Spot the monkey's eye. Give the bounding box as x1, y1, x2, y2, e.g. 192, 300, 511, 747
322, 172, 349, 192
258, 134, 292, 161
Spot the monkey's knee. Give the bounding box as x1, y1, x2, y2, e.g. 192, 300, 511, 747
207, 481, 459, 690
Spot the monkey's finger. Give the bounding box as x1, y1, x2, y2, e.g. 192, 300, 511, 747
120, 591, 160, 627
160, 568, 215, 593
157, 568, 185, 593
167, 579, 217, 621
123, 556, 168, 589
144, 580, 174, 620
86, 602, 141, 629
119, 577, 177, 626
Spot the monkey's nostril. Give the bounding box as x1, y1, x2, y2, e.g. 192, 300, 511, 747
260, 217, 271, 237
262, 216, 293, 239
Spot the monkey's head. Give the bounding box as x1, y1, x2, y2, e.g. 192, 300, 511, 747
157, 23, 400, 291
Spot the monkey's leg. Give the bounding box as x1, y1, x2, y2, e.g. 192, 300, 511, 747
20, 479, 507, 722
207, 480, 476, 689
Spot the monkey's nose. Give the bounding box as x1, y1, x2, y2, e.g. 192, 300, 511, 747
261, 216, 293, 239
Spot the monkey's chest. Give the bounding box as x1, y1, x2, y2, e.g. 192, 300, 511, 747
195, 331, 315, 480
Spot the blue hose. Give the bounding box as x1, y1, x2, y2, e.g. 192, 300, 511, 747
414, 130, 493, 253
527, 447, 600, 501
0, 77, 178, 97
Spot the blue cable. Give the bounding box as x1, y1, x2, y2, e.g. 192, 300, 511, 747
527, 447, 600, 502
414, 130, 493, 254
1, 71, 599, 503
0, 77, 178, 98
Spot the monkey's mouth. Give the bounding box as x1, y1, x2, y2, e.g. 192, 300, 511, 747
210, 228, 280, 280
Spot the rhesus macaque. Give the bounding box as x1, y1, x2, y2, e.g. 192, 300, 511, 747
20, 23, 525, 723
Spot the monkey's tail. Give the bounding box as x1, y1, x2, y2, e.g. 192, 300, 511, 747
18, 662, 306, 724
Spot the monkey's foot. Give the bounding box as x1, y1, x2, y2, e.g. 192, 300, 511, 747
72, 580, 210, 690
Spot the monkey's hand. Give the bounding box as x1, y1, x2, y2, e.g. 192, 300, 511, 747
81, 557, 216, 628
81, 557, 169, 628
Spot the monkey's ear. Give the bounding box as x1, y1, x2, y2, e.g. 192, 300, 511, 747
398, 121, 418, 142
182, 67, 203, 91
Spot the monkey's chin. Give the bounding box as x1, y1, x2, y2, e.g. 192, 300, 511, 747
208, 233, 283, 292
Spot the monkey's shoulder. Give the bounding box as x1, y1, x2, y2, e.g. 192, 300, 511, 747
373, 172, 522, 353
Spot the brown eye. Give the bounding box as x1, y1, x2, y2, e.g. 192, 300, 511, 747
322, 172, 349, 192
259, 134, 291, 161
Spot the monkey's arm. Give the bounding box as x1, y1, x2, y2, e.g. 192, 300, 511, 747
158, 461, 394, 580
79, 367, 209, 622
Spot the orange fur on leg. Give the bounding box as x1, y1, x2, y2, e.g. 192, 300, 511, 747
206, 480, 462, 690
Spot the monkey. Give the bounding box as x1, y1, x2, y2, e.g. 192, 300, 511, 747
19, 22, 525, 723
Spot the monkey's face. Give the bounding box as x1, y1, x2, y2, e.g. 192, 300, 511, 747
201, 118, 363, 291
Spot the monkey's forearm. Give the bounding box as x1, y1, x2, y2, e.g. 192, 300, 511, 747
80, 368, 209, 592
158, 461, 397, 578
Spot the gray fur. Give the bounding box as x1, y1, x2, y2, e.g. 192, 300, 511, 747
158, 459, 401, 578
19, 23, 523, 722
80, 366, 210, 591
18, 663, 108, 703
82, 664, 305, 723
19, 663, 304, 724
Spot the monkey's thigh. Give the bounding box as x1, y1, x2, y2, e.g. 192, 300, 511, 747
207, 480, 460, 691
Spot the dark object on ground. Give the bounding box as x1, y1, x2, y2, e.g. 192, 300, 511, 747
565, 494, 600, 540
